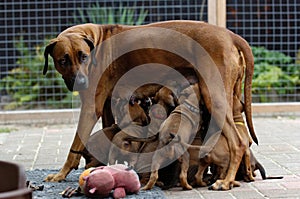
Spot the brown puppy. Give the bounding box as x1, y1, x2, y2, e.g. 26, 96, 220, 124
142, 83, 201, 190
43, 21, 256, 189
108, 125, 146, 166
108, 98, 150, 165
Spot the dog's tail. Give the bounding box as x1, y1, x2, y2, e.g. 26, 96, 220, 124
230, 32, 258, 145
255, 161, 283, 180
255, 160, 267, 179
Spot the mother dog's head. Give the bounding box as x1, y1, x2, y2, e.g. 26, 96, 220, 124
43, 33, 95, 91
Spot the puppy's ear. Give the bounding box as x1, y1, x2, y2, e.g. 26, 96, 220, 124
169, 133, 181, 142
169, 133, 175, 139
43, 39, 57, 75
170, 92, 179, 107
129, 96, 136, 105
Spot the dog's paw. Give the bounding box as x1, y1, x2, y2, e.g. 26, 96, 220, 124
155, 181, 165, 188
244, 174, 255, 182
44, 173, 66, 182
208, 180, 241, 190
196, 181, 208, 187
209, 180, 230, 190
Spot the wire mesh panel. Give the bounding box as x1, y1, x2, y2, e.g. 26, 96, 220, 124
0, 0, 299, 110
227, 0, 300, 102
0, 0, 207, 110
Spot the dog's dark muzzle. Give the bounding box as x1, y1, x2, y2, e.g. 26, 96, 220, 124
63, 73, 89, 91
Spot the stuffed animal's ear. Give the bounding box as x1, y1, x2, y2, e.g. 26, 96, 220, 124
89, 187, 97, 194
43, 39, 58, 75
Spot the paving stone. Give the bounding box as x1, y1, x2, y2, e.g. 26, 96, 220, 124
0, 117, 300, 198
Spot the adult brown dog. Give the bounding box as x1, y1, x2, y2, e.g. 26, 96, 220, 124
43, 20, 256, 190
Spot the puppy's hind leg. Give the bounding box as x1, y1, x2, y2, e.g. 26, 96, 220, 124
179, 152, 193, 190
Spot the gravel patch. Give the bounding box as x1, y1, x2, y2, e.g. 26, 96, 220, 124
26, 169, 166, 199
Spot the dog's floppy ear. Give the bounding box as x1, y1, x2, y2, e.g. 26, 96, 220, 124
43, 39, 58, 75
83, 36, 97, 66
83, 37, 95, 51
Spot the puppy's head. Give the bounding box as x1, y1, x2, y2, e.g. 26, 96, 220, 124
178, 83, 200, 105
43, 34, 95, 91
153, 87, 178, 115
113, 97, 149, 128
108, 130, 142, 166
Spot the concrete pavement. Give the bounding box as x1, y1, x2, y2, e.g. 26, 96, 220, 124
0, 116, 300, 198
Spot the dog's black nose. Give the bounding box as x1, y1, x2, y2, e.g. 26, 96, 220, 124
73, 73, 88, 90
76, 73, 86, 85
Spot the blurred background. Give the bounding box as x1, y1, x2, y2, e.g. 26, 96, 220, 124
0, 0, 299, 110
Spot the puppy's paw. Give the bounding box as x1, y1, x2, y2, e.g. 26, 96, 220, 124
182, 184, 193, 190
140, 184, 154, 190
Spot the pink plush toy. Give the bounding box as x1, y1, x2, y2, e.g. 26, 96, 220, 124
79, 164, 141, 199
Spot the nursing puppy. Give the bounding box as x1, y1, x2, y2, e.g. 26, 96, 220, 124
142, 83, 201, 190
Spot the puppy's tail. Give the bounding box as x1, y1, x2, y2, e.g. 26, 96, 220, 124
179, 140, 212, 159
256, 161, 283, 180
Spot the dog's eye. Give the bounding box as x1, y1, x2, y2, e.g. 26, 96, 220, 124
81, 54, 88, 62
58, 54, 70, 67
79, 51, 88, 63
123, 141, 130, 149
58, 58, 67, 66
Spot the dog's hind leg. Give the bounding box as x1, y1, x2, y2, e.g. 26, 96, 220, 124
195, 161, 210, 187
141, 150, 165, 190
179, 152, 193, 190
210, 115, 246, 190
243, 147, 255, 182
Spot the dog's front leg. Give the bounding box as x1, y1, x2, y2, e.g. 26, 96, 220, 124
45, 102, 98, 182
44, 134, 85, 182
141, 157, 161, 190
